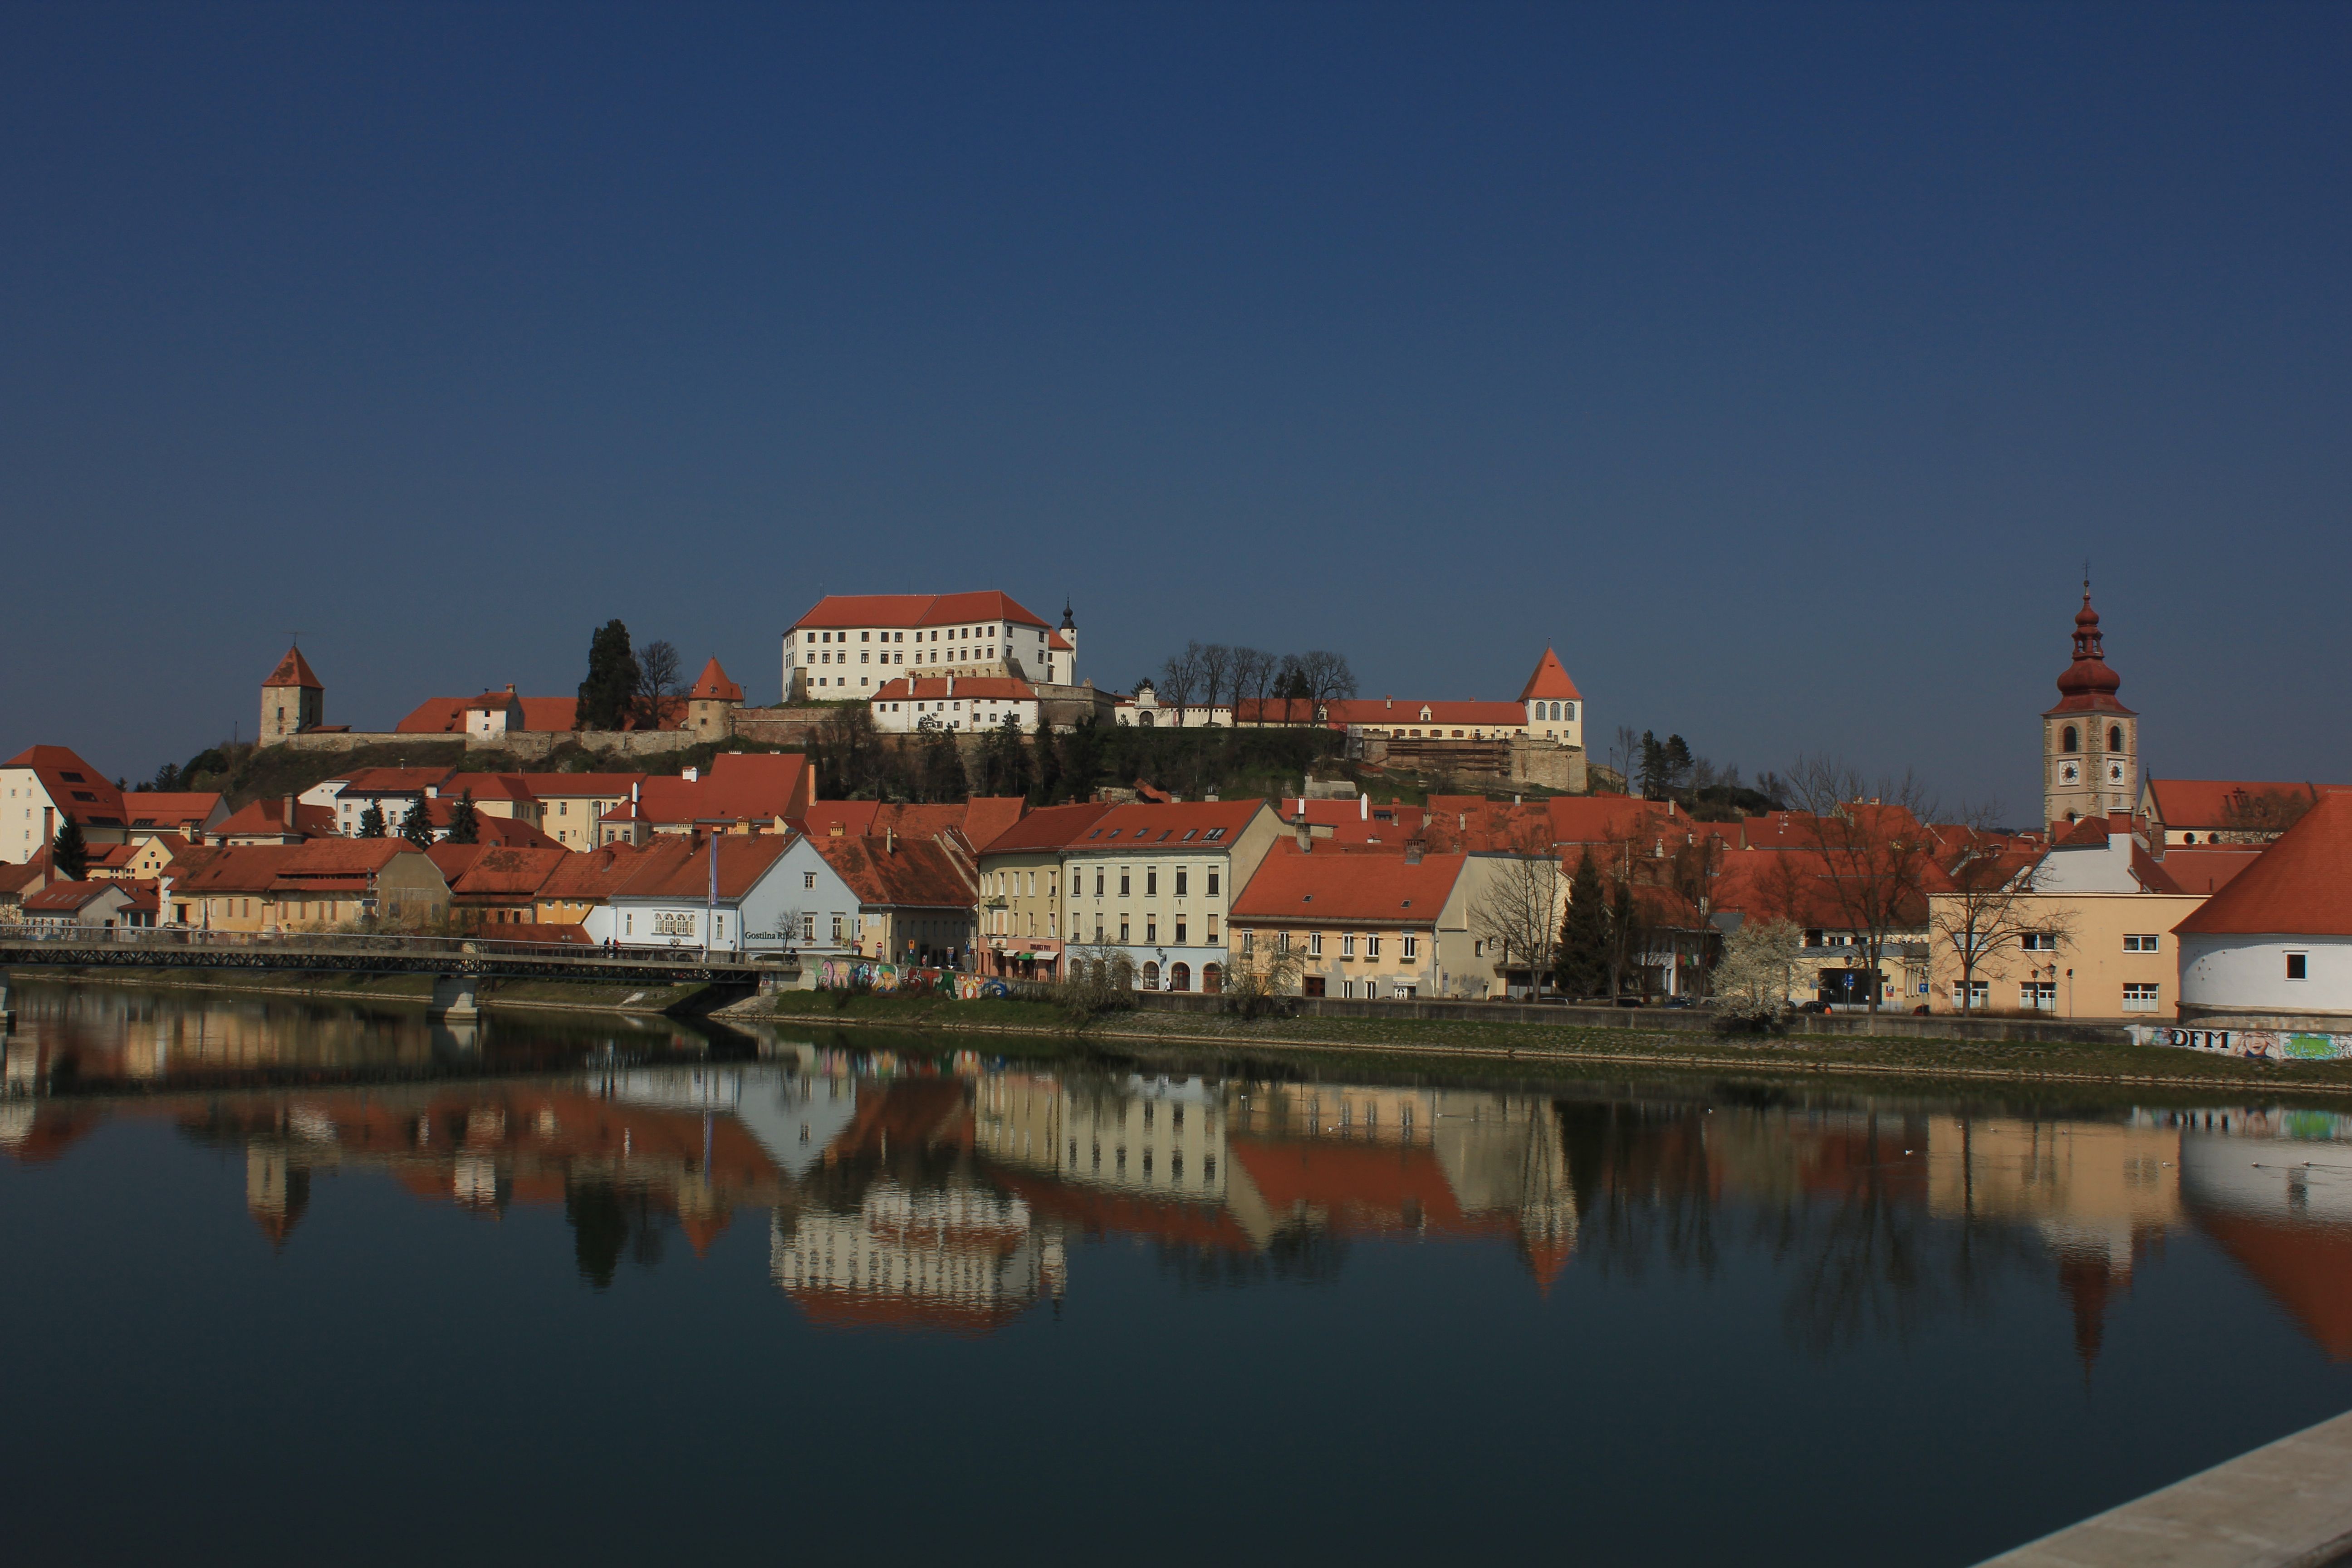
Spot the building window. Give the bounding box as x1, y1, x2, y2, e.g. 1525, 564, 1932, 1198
1174, 921, 1186, 945
1341, 979, 1357, 999
2123, 934, 2158, 953
2288, 953, 2309, 980
2122, 983, 2160, 1011
1366, 934, 1381, 959
1275, 931, 1289, 953
1145, 919, 1157, 943
831, 915, 844, 941
1119, 919, 1130, 943
1206, 870, 1220, 897
1145, 870, 1157, 897
1403, 934, 1419, 959
1308, 932, 1323, 956
1341, 933, 1356, 957
1393, 984, 1417, 1000
1241, 930, 1254, 954
2020, 932, 2059, 952
2021, 981, 2057, 1011
1955, 979, 1988, 1009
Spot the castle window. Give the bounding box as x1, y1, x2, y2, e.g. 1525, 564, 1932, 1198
2061, 726, 2079, 753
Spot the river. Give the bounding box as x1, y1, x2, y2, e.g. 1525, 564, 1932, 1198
5, 980, 2351, 1566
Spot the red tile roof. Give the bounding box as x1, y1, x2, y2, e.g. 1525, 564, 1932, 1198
687, 657, 743, 702
975, 801, 1116, 854
535, 844, 645, 902
809, 835, 977, 910
511, 773, 649, 796
23, 880, 122, 913
215, 798, 338, 840
393, 695, 675, 734
2134, 846, 2263, 897
1517, 646, 1583, 702
3, 745, 126, 828
339, 767, 457, 795
263, 646, 323, 691
873, 676, 1041, 702
1234, 697, 1527, 729
610, 833, 794, 902
2176, 793, 2352, 938
2144, 779, 2320, 830
164, 841, 443, 897
442, 773, 539, 804
631, 753, 812, 827
1050, 799, 1269, 851
121, 791, 223, 829
440, 846, 570, 900
791, 591, 1052, 631
1231, 843, 1468, 922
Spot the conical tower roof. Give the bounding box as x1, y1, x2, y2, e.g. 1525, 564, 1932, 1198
265, 646, 323, 691
688, 656, 743, 702
1518, 646, 1582, 702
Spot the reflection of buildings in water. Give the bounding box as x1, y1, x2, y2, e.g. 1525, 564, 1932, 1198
1926, 1116, 2183, 1364
2180, 1111, 2352, 1360
246, 1145, 312, 1246
0, 985, 441, 1087
769, 1183, 1065, 1334
973, 1074, 1578, 1287
594, 1059, 862, 1181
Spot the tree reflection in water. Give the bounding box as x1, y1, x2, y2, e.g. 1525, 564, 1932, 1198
1157, 1225, 1351, 1289
1554, 1099, 1720, 1282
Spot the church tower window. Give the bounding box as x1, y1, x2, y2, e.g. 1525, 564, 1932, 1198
2061, 726, 2078, 753
2108, 725, 2123, 751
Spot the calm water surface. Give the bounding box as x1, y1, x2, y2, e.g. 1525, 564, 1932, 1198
6, 981, 2352, 1566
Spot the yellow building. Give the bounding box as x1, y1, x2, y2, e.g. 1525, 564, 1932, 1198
162, 842, 450, 931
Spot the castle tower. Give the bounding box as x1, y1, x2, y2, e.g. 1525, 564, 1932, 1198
686, 655, 744, 738
1055, 599, 1078, 685
260, 646, 324, 744
2042, 588, 2137, 830
1518, 646, 1584, 749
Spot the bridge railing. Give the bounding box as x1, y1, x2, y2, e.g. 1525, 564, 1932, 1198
0, 923, 754, 967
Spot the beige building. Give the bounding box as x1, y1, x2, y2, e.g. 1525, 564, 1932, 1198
161, 842, 450, 931
976, 799, 1283, 990
1230, 843, 1558, 1000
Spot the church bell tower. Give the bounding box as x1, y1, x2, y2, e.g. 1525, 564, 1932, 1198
2042, 586, 2136, 831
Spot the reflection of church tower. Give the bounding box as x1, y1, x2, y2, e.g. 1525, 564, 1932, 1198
246, 1145, 311, 1248
2042, 587, 2137, 831
1515, 1104, 1579, 1292
2055, 1249, 2119, 1372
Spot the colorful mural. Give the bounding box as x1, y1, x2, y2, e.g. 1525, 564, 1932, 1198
816, 960, 1008, 1001
2129, 1024, 2352, 1062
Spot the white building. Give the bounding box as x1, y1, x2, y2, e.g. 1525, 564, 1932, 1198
2177, 792, 2352, 1026
2, 746, 129, 864
784, 592, 1075, 701
869, 676, 1042, 734
1112, 681, 1233, 728
596, 833, 806, 956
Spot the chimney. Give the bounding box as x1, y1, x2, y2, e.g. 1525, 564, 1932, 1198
946, 675, 956, 698
1295, 821, 1312, 853
886, 827, 896, 855
505, 683, 515, 695
1406, 839, 1424, 865
829, 821, 843, 836
681, 766, 699, 783
1359, 794, 1369, 820
283, 794, 297, 831
1513, 794, 1521, 806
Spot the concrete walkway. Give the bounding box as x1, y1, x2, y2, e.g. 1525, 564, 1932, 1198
1980, 1408, 2352, 1567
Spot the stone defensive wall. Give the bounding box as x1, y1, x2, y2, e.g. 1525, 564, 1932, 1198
284, 704, 842, 758
1360, 734, 1588, 792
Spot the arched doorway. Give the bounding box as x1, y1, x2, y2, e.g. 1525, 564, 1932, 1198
1170, 962, 1191, 992
1202, 963, 1222, 995
1141, 960, 1160, 990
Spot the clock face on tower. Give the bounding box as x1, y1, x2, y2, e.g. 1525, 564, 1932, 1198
2060, 763, 2080, 784
2108, 762, 2125, 784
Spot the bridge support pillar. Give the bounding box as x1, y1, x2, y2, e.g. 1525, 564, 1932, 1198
0, 975, 12, 1030
430, 975, 479, 1021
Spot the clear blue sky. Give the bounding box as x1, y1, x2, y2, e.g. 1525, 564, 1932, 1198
4, 2, 2346, 818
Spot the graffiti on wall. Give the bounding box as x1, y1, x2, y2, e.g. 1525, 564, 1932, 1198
817, 959, 1008, 1000
2129, 1024, 2352, 1062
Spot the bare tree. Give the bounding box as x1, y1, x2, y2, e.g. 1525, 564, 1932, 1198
1714, 917, 1807, 1025
2219, 787, 2315, 842
1297, 649, 1357, 709
1785, 755, 1940, 1014
1156, 642, 1204, 719
635, 639, 683, 726
1931, 816, 2071, 1011
1222, 934, 1307, 1019
1195, 642, 1235, 713
1470, 833, 1566, 1000
1232, 647, 1279, 721
1607, 725, 1641, 795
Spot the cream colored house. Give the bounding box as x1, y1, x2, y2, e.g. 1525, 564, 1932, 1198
161, 842, 450, 931
1230, 844, 1556, 1000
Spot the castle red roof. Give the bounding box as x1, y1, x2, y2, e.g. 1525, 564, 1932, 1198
264, 646, 323, 691
1518, 646, 1583, 702
2175, 793, 2352, 938
687, 657, 744, 702
791, 592, 1052, 631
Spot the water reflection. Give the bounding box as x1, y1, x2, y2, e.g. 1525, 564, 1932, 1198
10, 987, 2352, 1373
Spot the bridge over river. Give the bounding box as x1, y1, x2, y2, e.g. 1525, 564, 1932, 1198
0, 926, 778, 1019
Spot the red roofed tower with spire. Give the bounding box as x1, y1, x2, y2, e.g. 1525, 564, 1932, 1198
260, 645, 324, 744
1518, 646, 1584, 749
2042, 583, 2138, 832
685, 656, 745, 738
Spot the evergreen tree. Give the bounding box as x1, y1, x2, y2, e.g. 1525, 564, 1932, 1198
151, 761, 182, 792
987, 710, 1034, 798
445, 790, 480, 845
50, 817, 89, 880
357, 802, 387, 838
400, 797, 437, 848
575, 619, 640, 731
1554, 851, 1612, 998
1030, 724, 1064, 805
917, 717, 966, 802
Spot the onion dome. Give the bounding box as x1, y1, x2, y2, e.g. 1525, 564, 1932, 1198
2047, 590, 2133, 715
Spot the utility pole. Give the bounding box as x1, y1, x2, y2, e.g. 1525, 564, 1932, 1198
695, 820, 731, 961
